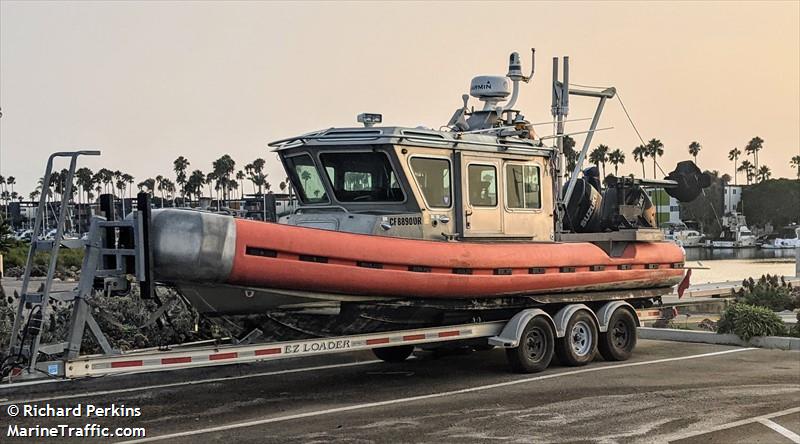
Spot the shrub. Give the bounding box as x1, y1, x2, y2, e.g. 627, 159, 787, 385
717, 303, 787, 341
735, 274, 797, 312
791, 312, 800, 338
2, 243, 85, 276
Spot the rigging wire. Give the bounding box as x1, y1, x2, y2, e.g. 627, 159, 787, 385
569, 82, 668, 176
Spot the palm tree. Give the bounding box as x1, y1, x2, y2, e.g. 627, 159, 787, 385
75, 167, 94, 204
162, 178, 176, 205
123, 173, 134, 200
6, 176, 15, 195
588, 144, 609, 177
206, 172, 216, 201
93, 168, 114, 195
646, 139, 664, 178
236, 170, 246, 199
756, 165, 771, 182
791, 155, 800, 179
607, 149, 626, 176
115, 177, 126, 195
187, 169, 206, 201
737, 160, 755, 185
173, 156, 190, 198
745, 136, 763, 177
29, 189, 40, 201
688, 141, 701, 163
562, 135, 577, 177
632, 145, 647, 178
245, 158, 267, 195
212, 155, 236, 203
300, 169, 312, 191
116, 177, 128, 214
728, 148, 742, 185
155, 175, 166, 204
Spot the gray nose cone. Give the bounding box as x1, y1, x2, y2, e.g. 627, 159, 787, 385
150, 209, 237, 283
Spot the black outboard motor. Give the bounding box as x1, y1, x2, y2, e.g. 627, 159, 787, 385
601, 177, 657, 230
563, 177, 603, 233
562, 160, 711, 233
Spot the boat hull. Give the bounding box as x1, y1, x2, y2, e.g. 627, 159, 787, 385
151, 210, 685, 309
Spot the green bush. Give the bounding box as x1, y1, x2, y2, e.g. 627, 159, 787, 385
736, 274, 798, 312
791, 312, 800, 338
717, 303, 787, 341
2, 243, 85, 275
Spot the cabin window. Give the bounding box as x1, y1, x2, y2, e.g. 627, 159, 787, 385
319, 152, 404, 202
505, 164, 541, 209
286, 154, 329, 204
468, 164, 497, 207
409, 157, 451, 208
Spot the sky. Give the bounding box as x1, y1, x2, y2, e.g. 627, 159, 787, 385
1, 1, 798, 197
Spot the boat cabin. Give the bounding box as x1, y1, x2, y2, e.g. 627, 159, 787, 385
272, 127, 555, 242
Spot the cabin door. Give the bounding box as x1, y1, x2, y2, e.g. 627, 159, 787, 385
458, 155, 503, 236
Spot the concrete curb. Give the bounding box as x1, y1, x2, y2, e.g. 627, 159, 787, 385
637, 327, 800, 351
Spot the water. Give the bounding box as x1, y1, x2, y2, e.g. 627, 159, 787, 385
683, 247, 796, 284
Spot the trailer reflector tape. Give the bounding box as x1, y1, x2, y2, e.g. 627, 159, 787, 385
111, 360, 144, 368
66, 321, 507, 378
255, 348, 282, 356
162, 357, 192, 365
403, 334, 426, 341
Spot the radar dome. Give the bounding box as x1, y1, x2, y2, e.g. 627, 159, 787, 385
469, 76, 511, 99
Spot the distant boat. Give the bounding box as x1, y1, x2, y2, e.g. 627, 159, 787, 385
761, 224, 800, 249
708, 213, 756, 248
661, 222, 703, 248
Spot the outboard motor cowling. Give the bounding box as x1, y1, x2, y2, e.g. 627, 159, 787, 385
563, 178, 603, 233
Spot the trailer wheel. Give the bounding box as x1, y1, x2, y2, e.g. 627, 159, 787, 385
598, 308, 637, 361
555, 310, 597, 366
373, 345, 414, 363
505, 316, 554, 373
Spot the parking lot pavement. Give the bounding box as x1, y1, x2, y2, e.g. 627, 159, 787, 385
1, 339, 798, 443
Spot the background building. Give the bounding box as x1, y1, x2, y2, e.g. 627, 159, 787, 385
648, 188, 681, 226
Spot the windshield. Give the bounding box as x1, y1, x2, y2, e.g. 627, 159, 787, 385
319, 152, 404, 202
286, 154, 329, 204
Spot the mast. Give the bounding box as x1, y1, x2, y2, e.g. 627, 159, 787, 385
551, 57, 569, 241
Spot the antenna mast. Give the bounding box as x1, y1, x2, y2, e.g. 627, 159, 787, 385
551, 57, 569, 241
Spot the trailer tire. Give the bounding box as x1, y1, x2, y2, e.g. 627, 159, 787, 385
598, 308, 637, 361
505, 316, 554, 373
555, 310, 597, 366
373, 345, 414, 363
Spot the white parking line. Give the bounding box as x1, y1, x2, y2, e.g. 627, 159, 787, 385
118, 347, 756, 443
0, 360, 381, 406
758, 418, 800, 443
667, 406, 800, 442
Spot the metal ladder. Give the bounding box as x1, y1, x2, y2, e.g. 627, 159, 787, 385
5, 151, 100, 377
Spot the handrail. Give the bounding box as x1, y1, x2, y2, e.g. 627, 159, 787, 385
269, 129, 555, 156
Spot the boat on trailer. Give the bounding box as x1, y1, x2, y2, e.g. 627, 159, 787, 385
5, 50, 712, 380
149, 50, 709, 343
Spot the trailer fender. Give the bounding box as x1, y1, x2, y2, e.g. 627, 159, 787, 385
595, 301, 639, 333
553, 304, 599, 337
488, 309, 554, 348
